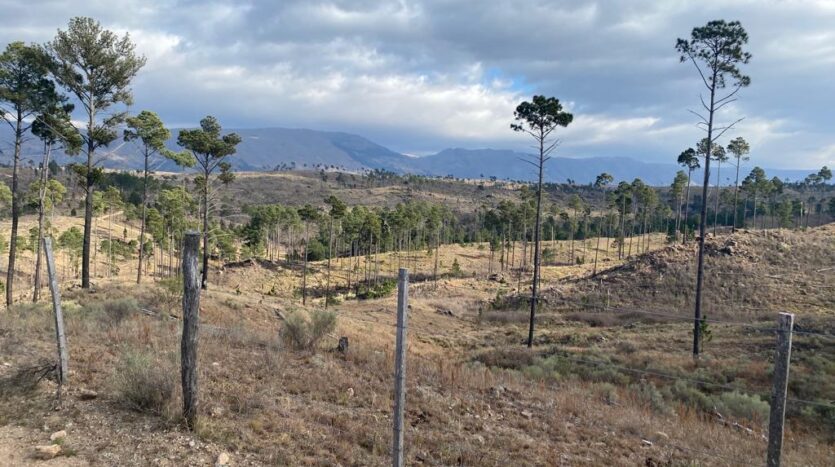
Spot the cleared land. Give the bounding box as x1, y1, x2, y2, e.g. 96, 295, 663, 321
0, 211, 833, 464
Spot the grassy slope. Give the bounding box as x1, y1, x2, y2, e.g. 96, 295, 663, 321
0, 227, 832, 464
0, 166, 833, 464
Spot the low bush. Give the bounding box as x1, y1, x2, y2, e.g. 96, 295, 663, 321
280, 310, 337, 351
478, 310, 529, 324
448, 258, 464, 278
78, 297, 140, 327
355, 279, 396, 300
473, 349, 536, 370
630, 380, 670, 414
103, 297, 140, 324
714, 391, 769, 422
111, 348, 176, 416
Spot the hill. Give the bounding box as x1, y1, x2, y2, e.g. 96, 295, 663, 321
411, 148, 682, 185
0, 125, 819, 185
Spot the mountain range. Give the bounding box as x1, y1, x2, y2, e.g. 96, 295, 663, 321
0, 125, 819, 185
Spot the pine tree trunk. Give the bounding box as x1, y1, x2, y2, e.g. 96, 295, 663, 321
301, 222, 308, 305
325, 218, 333, 308
527, 134, 545, 348
683, 170, 692, 243
201, 167, 210, 290
6, 118, 23, 306
732, 162, 742, 233
713, 160, 722, 235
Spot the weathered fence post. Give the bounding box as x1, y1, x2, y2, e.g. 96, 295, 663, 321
766, 312, 794, 467
392, 268, 409, 467
43, 237, 68, 386
181, 231, 201, 430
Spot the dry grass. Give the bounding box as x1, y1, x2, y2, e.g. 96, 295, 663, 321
0, 226, 833, 465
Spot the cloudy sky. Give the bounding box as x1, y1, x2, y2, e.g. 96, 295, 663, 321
2, 0, 834, 168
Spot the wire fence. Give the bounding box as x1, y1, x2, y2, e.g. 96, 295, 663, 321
106, 233, 835, 465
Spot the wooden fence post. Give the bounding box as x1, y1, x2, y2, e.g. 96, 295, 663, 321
181, 231, 201, 430
43, 237, 68, 385
766, 312, 794, 467
392, 268, 409, 467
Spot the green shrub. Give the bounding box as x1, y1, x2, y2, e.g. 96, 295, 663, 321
595, 383, 619, 405
542, 247, 555, 264
630, 381, 669, 414
111, 349, 176, 415
714, 391, 769, 422
280, 310, 337, 351
356, 279, 396, 300
669, 380, 713, 413
306, 239, 327, 261
449, 258, 464, 277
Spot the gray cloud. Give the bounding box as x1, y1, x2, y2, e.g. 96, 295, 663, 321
1, 0, 833, 168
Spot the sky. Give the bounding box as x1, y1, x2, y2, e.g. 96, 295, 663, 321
2, 0, 834, 169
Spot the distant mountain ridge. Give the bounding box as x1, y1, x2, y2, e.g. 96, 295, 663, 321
0, 125, 818, 185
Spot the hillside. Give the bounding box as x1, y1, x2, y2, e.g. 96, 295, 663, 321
411, 148, 682, 185
0, 224, 833, 464
554, 225, 835, 319
1, 125, 818, 185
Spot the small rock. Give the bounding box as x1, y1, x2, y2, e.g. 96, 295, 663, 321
216, 452, 231, 466
212, 362, 220, 367
520, 410, 533, 420
49, 430, 67, 441
34, 444, 62, 459
188, 440, 196, 448
78, 388, 98, 400
337, 336, 349, 353
346, 387, 354, 398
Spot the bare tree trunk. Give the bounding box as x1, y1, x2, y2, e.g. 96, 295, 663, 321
82, 96, 96, 289
433, 228, 440, 285
593, 221, 601, 275
693, 71, 718, 359
302, 222, 308, 305
137, 150, 149, 284
325, 218, 333, 308
6, 119, 23, 306
683, 169, 692, 243
201, 168, 210, 290
107, 205, 113, 278
674, 191, 682, 242
732, 162, 742, 233
713, 160, 722, 235
527, 133, 545, 348
33, 143, 53, 303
